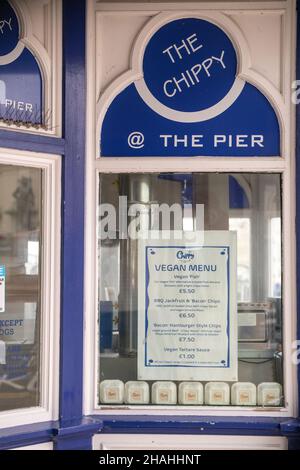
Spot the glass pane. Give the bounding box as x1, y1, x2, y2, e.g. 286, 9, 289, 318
0, 165, 42, 412
98, 173, 283, 408
229, 218, 251, 302
269, 217, 281, 298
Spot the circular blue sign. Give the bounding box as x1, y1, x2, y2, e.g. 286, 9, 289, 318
0, 1, 20, 56
143, 18, 237, 112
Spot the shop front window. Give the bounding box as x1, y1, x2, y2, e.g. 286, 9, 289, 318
0, 165, 42, 412
97, 172, 283, 408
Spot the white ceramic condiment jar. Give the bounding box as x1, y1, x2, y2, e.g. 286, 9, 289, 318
205, 382, 230, 405
257, 382, 282, 406
99, 379, 124, 404
124, 381, 150, 404
178, 382, 203, 405
231, 382, 256, 406
152, 381, 177, 404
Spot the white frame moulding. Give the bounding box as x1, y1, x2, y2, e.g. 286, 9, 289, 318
0, 148, 61, 429
92, 434, 288, 451
84, 0, 298, 418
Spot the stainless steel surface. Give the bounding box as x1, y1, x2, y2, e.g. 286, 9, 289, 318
118, 175, 155, 357
238, 302, 278, 356
238, 312, 267, 343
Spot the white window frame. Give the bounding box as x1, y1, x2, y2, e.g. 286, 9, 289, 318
0, 148, 61, 429
84, 0, 298, 418
93, 434, 288, 451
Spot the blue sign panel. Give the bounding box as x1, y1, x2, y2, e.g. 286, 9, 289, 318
100, 17, 280, 157
0, 48, 42, 124
101, 82, 280, 157
0, 0, 19, 56
0, 1, 43, 126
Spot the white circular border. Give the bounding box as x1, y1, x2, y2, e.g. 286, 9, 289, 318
0, 0, 24, 65
135, 77, 245, 123
135, 15, 245, 123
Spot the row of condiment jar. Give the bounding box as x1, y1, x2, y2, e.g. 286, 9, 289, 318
99, 380, 282, 406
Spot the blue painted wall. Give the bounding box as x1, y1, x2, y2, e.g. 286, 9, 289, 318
59, 0, 86, 426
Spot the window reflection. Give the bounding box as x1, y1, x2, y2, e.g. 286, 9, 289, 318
0, 165, 42, 412
229, 218, 251, 302
98, 172, 283, 406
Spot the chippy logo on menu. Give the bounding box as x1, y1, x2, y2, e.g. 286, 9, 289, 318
100, 17, 280, 157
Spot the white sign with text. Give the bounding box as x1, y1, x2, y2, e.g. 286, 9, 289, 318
138, 232, 237, 381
